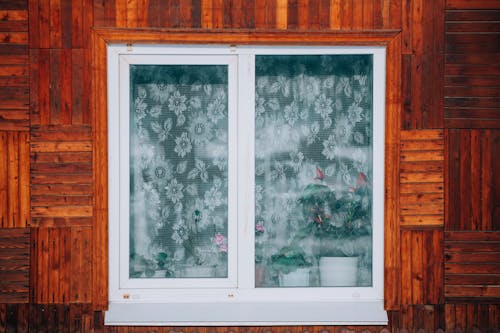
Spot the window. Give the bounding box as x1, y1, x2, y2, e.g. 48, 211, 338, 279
106, 45, 386, 325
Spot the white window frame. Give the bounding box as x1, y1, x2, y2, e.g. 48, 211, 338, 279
106, 44, 387, 326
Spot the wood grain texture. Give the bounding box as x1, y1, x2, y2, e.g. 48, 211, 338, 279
0, 228, 29, 303
446, 129, 500, 231
0, 132, 30, 228
444, 8, 500, 128
401, 0, 444, 130
31, 227, 92, 304
30, 126, 93, 222
445, 231, 500, 302
399, 130, 444, 229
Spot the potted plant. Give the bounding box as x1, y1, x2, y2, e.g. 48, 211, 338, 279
297, 171, 372, 286
270, 245, 312, 287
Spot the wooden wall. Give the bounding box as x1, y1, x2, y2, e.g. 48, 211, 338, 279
0, 0, 499, 331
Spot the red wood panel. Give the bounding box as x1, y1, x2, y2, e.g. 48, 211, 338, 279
446, 130, 500, 231
31, 227, 92, 304
445, 231, 500, 302
30, 126, 93, 223
446, 0, 500, 9
0, 132, 29, 228
0, 228, 29, 303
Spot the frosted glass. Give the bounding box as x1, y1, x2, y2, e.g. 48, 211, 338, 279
129, 65, 229, 279
254, 55, 374, 288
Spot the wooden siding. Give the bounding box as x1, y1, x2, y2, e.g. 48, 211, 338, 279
0, 0, 498, 331
0, 228, 29, 303
445, 231, 500, 301
444, 7, 500, 128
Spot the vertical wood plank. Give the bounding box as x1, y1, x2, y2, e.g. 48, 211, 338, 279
459, 131, 471, 231
38, 0, 50, 48
92, 34, 108, 310
49, 0, 62, 48
297, 0, 309, 29
60, 0, 72, 48
18, 131, 30, 227
0, 132, 7, 227
48, 228, 60, 303
481, 130, 493, 231
49, 49, 61, 125
71, 0, 83, 47
254, 0, 266, 28
115, 0, 126, 28
329, 0, 340, 29
470, 129, 481, 230
287, 0, 298, 29
60, 48, 72, 125
276, 0, 287, 29
212, 0, 223, 28
7, 133, 20, 228
180, 0, 193, 28
70, 226, 82, 303
126, 0, 138, 28
362, 0, 373, 29
29, 48, 40, 125
71, 49, 83, 125
339, 0, 352, 30
492, 131, 500, 229
59, 227, 71, 303
400, 230, 412, 304
29, 0, 39, 48
318, 0, 330, 30
201, 0, 213, 28
39, 49, 50, 124
410, 230, 423, 304
352, 0, 362, 29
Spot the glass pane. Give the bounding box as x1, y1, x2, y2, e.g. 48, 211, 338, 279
254, 55, 373, 288
129, 65, 229, 279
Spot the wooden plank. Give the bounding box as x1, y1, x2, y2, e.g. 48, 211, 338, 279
446, 231, 500, 242
445, 241, 500, 252
31, 206, 92, 218
401, 140, 444, 151
400, 151, 444, 162
446, 34, 500, 54
49, 49, 61, 124
411, 231, 424, 304
400, 172, 443, 183
31, 152, 91, 164
445, 9, 500, 21
400, 215, 444, 227
7, 133, 20, 228
445, 285, 500, 298
446, 0, 500, 9
31, 141, 92, 153
48, 228, 60, 303
0, 228, 29, 303
38, 49, 50, 124
0, 133, 7, 227
18, 132, 29, 227
400, 161, 443, 173
400, 193, 444, 205
31, 184, 92, 196
30, 217, 93, 228
329, 0, 340, 30
445, 251, 500, 263
400, 230, 412, 304
401, 129, 444, 141
446, 274, 500, 285
60, 48, 72, 124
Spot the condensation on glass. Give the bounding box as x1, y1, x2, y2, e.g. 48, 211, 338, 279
254, 55, 374, 288
128, 65, 229, 279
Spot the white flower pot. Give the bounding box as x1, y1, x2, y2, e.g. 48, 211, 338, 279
319, 256, 359, 287
278, 267, 310, 287
182, 265, 216, 278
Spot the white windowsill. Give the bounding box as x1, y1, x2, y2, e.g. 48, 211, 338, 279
105, 300, 388, 326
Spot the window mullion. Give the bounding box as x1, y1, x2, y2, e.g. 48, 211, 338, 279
236, 53, 256, 290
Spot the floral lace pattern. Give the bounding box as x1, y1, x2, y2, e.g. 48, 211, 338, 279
254, 55, 374, 287
129, 65, 229, 279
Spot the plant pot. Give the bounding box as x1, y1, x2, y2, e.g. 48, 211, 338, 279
255, 264, 265, 287
182, 265, 216, 278
278, 267, 310, 287
153, 269, 168, 278
319, 256, 358, 286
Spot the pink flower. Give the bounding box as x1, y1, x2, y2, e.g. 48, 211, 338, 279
214, 233, 225, 245
255, 223, 264, 233
219, 244, 228, 253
